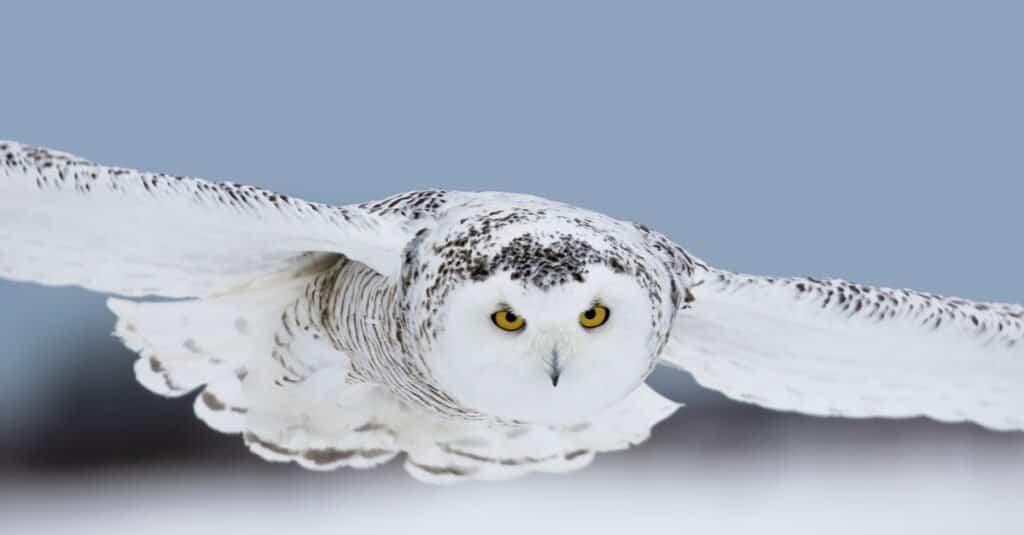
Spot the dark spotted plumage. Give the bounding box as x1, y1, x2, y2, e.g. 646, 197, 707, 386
706, 273, 1024, 349
360, 189, 449, 220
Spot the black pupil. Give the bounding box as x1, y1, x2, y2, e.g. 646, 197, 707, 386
584, 308, 597, 320
505, 312, 518, 322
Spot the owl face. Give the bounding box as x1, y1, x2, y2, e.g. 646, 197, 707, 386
427, 264, 659, 425
402, 207, 676, 425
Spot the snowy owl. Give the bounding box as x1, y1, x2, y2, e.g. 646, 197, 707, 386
1, 141, 1021, 482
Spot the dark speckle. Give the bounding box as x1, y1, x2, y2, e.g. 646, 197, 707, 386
201, 391, 226, 412
183, 338, 202, 354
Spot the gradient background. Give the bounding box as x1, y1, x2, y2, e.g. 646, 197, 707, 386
1, 1, 1022, 534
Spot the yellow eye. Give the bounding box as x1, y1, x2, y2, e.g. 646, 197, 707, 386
492, 309, 526, 332
579, 304, 610, 329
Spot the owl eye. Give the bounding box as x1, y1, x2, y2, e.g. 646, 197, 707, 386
579, 304, 610, 329
492, 309, 526, 332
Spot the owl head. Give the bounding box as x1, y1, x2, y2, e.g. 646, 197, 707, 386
401, 207, 679, 425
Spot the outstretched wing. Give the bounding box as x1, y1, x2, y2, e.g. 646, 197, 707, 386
661, 268, 1024, 431
0, 141, 414, 297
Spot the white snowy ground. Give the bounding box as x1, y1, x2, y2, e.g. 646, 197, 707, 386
2, 412, 1022, 535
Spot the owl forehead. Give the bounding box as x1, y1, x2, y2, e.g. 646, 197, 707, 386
480, 231, 623, 288
430, 209, 637, 290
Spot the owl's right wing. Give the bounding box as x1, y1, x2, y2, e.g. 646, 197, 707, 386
1, 141, 436, 298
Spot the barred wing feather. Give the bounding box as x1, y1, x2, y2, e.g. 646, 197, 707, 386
662, 269, 1024, 431
0, 141, 409, 298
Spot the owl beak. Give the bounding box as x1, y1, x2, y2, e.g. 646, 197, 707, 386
548, 349, 562, 387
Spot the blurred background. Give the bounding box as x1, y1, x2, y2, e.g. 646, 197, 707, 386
1, 1, 1023, 533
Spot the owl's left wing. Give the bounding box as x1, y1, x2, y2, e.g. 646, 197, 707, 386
0, 141, 421, 297
660, 267, 1024, 431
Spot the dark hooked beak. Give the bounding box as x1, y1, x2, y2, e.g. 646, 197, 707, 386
549, 349, 561, 387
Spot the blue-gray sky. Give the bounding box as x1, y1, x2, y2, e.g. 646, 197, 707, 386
1, 1, 1022, 438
